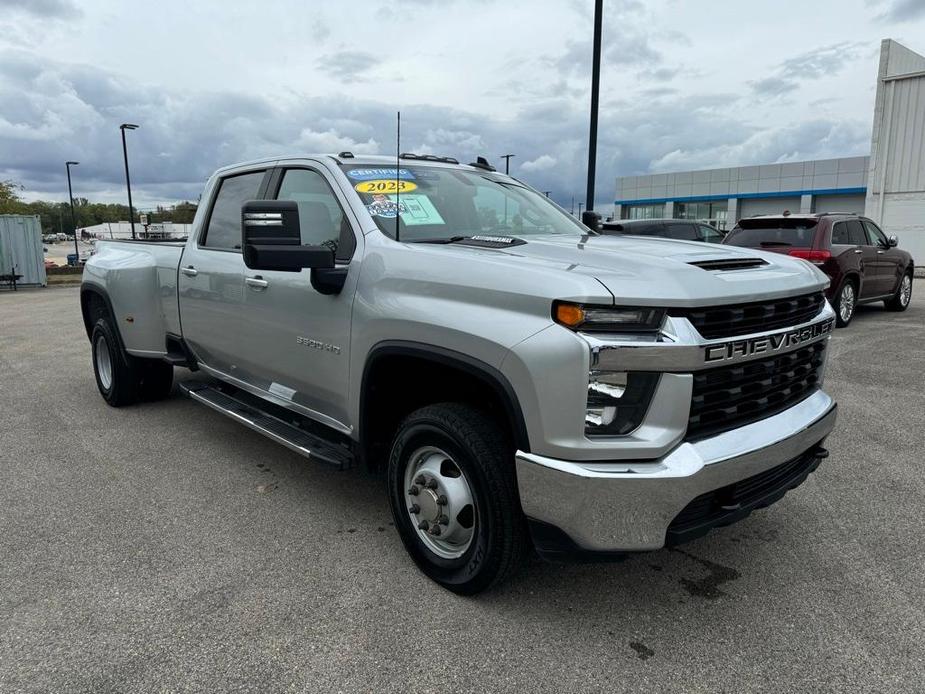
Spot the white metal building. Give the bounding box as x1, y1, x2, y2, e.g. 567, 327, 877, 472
866, 39, 925, 263
615, 38, 925, 264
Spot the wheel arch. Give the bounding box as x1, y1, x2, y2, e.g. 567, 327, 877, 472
80, 284, 126, 353
840, 271, 860, 292
359, 341, 531, 470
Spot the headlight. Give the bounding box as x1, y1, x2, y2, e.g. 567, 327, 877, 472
585, 371, 659, 436
553, 301, 665, 333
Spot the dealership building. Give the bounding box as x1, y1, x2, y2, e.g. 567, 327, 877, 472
614, 39, 925, 263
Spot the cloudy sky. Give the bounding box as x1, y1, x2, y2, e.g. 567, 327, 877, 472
1, 0, 924, 212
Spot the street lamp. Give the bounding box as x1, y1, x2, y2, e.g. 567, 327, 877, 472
499, 154, 515, 175
585, 0, 603, 216
120, 123, 139, 240
65, 161, 79, 263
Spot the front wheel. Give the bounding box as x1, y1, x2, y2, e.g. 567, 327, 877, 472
835, 280, 856, 328
387, 403, 527, 595
885, 271, 913, 312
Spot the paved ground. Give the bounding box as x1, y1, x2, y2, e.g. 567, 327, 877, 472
1, 286, 923, 693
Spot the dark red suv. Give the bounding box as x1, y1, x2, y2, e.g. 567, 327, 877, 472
723, 213, 915, 327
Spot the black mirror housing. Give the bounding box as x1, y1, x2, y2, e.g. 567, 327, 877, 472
241, 200, 335, 272
581, 209, 603, 232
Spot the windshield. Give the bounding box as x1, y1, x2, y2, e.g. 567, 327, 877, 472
341, 164, 587, 241
724, 220, 818, 247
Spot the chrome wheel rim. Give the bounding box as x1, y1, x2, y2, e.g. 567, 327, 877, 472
94, 334, 113, 390
840, 284, 855, 322
403, 446, 476, 559
900, 275, 912, 306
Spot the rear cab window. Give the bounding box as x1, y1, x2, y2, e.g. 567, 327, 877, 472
724, 218, 819, 249
201, 170, 267, 250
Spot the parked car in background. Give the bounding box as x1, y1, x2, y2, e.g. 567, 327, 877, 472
723, 213, 914, 327
601, 218, 725, 243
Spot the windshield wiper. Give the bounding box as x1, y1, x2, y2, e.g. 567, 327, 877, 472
409, 236, 471, 244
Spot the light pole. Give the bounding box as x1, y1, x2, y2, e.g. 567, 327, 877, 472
578, 202, 584, 218
120, 123, 139, 240
585, 0, 603, 216
500, 154, 515, 174
66, 161, 79, 263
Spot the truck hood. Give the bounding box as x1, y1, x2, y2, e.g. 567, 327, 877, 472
417, 234, 830, 307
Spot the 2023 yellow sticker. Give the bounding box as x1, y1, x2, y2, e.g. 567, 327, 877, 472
354, 179, 418, 194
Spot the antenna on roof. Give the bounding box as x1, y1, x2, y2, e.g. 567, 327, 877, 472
395, 111, 401, 243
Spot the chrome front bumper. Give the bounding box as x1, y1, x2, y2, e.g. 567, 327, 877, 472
516, 390, 837, 553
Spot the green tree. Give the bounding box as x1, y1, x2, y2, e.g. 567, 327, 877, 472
0, 179, 198, 233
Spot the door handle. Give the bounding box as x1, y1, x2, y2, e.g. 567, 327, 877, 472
245, 276, 269, 289
181, 266, 198, 276
877, 250, 885, 254
853, 249, 863, 254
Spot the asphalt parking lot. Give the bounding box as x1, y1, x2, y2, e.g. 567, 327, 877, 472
1, 286, 923, 693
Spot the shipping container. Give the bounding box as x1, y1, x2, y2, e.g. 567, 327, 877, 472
0, 215, 48, 287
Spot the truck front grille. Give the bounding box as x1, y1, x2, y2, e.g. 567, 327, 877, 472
670, 292, 825, 339
686, 342, 826, 441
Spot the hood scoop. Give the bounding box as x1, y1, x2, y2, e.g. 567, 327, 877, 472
688, 258, 768, 271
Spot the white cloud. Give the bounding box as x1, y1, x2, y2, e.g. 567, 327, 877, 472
0, 0, 914, 210
520, 154, 557, 172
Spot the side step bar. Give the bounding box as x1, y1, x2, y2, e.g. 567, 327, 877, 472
179, 381, 354, 470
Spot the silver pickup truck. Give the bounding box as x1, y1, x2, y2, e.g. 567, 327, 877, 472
81, 153, 838, 594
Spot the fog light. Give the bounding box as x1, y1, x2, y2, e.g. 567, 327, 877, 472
585, 371, 659, 436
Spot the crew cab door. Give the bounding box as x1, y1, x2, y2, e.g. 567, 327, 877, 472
235, 164, 361, 432
179, 167, 271, 376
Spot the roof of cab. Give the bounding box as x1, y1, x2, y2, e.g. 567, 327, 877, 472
213, 153, 494, 177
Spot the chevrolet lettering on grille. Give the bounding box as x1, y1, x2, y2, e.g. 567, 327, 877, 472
704, 318, 834, 364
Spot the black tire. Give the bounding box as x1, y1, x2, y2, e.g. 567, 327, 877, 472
885, 271, 913, 312
138, 360, 174, 401
91, 318, 142, 407
834, 278, 857, 328
387, 403, 527, 595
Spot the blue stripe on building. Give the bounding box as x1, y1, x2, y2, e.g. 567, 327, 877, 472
615, 187, 868, 206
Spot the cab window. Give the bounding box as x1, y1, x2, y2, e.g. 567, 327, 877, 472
202, 170, 266, 249
846, 220, 868, 246
665, 222, 697, 241
831, 222, 850, 245
862, 220, 887, 247
275, 168, 356, 261
696, 224, 724, 243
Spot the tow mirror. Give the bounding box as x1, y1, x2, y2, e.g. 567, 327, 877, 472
888, 235, 898, 248
581, 209, 603, 232
241, 200, 334, 272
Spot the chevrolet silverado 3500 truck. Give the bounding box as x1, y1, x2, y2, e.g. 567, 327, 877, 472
81, 154, 838, 594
